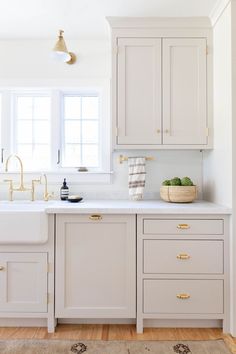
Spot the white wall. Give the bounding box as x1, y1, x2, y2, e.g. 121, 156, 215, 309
0, 39, 203, 200
203, 2, 232, 207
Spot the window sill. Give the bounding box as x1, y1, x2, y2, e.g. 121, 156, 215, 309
1, 171, 114, 185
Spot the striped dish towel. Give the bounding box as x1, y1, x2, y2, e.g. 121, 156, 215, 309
128, 157, 146, 200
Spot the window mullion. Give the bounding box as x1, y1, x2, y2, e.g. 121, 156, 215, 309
1, 92, 12, 164
51, 90, 61, 171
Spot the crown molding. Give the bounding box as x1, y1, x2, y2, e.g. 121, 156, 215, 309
210, 0, 231, 26
106, 17, 211, 29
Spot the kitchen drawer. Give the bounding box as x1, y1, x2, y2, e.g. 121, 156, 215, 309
143, 279, 223, 314
143, 219, 223, 235
143, 240, 223, 274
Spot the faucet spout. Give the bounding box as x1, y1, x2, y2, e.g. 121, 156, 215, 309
5, 154, 26, 190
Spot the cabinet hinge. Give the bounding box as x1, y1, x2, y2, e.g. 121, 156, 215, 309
206, 127, 209, 137
47, 263, 51, 273
114, 45, 119, 55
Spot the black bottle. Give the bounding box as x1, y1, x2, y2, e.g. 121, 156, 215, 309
60, 178, 69, 200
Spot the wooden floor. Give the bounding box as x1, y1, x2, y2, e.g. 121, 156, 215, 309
0, 325, 236, 353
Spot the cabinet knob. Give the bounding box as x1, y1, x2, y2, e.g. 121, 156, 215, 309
0, 266, 4, 271
176, 253, 191, 260
156, 129, 161, 134
177, 224, 190, 230
89, 214, 102, 221
164, 129, 169, 134
176, 293, 190, 300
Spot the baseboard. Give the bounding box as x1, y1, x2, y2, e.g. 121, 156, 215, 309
145, 319, 222, 328
58, 318, 222, 328
58, 318, 136, 325
0, 318, 47, 327
0, 317, 222, 329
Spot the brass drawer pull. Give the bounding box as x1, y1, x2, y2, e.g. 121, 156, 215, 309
89, 214, 102, 221
176, 293, 190, 300
0, 266, 4, 271
177, 224, 190, 230
176, 253, 191, 260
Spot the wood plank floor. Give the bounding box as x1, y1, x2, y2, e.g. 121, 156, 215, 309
0, 325, 235, 353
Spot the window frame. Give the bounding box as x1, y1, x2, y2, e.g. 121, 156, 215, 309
0, 86, 112, 184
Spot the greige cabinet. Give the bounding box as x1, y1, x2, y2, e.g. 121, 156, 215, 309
0, 252, 47, 313
55, 214, 136, 319
163, 38, 207, 145
108, 17, 212, 149
137, 215, 229, 333
117, 38, 162, 145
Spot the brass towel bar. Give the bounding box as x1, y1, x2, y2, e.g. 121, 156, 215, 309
119, 155, 155, 164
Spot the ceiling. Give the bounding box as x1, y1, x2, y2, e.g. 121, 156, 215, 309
0, 0, 219, 39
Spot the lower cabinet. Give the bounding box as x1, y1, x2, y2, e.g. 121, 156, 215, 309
137, 215, 229, 333
0, 252, 48, 313
55, 214, 136, 318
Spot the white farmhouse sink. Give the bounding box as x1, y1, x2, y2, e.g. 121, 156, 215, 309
0, 201, 49, 244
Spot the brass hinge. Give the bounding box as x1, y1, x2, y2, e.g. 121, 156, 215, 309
47, 263, 51, 273
114, 45, 119, 55
206, 127, 209, 137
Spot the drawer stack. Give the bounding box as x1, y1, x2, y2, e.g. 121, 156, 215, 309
137, 215, 229, 333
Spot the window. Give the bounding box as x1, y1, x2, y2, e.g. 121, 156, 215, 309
13, 94, 51, 170
0, 88, 109, 177
62, 94, 100, 168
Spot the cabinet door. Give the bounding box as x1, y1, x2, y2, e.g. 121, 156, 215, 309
56, 214, 136, 318
163, 38, 207, 145
117, 38, 162, 145
0, 253, 47, 313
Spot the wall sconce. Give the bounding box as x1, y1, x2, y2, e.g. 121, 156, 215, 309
52, 30, 76, 65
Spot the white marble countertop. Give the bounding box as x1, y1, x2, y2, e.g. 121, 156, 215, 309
45, 199, 231, 215
0, 199, 231, 214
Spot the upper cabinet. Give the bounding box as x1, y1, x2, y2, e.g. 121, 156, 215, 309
117, 38, 162, 145
107, 17, 213, 149
163, 38, 207, 145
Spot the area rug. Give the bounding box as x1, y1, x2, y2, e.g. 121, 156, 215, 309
0, 339, 232, 354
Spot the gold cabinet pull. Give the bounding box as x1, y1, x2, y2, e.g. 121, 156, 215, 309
89, 214, 102, 221
0, 266, 4, 271
177, 224, 190, 230
176, 293, 190, 300
176, 253, 191, 260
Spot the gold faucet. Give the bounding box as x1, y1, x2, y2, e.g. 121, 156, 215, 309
4, 155, 40, 201
40, 174, 54, 201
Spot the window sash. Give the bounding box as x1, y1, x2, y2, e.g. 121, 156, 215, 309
12, 92, 51, 171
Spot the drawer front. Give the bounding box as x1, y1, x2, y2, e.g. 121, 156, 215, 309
143, 240, 223, 274
143, 219, 223, 235
143, 279, 223, 314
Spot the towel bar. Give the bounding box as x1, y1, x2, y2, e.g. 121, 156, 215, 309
119, 155, 155, 164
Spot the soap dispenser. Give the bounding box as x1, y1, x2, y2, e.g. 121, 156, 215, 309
60, 178, 69, 200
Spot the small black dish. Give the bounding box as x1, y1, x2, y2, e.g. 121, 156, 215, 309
67, 195, 83, 203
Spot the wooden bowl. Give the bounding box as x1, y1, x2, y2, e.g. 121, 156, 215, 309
160, 185, 197, 203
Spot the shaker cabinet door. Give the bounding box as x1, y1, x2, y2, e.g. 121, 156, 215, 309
162, 38, 207, 145
117, 38, 162, 145
55, 214, 136, 318
0, 253, 47, 313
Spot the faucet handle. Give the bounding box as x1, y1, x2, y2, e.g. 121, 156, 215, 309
31, 178, 41, 202
3, 179, 13, 201
44, 191, 54, 202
